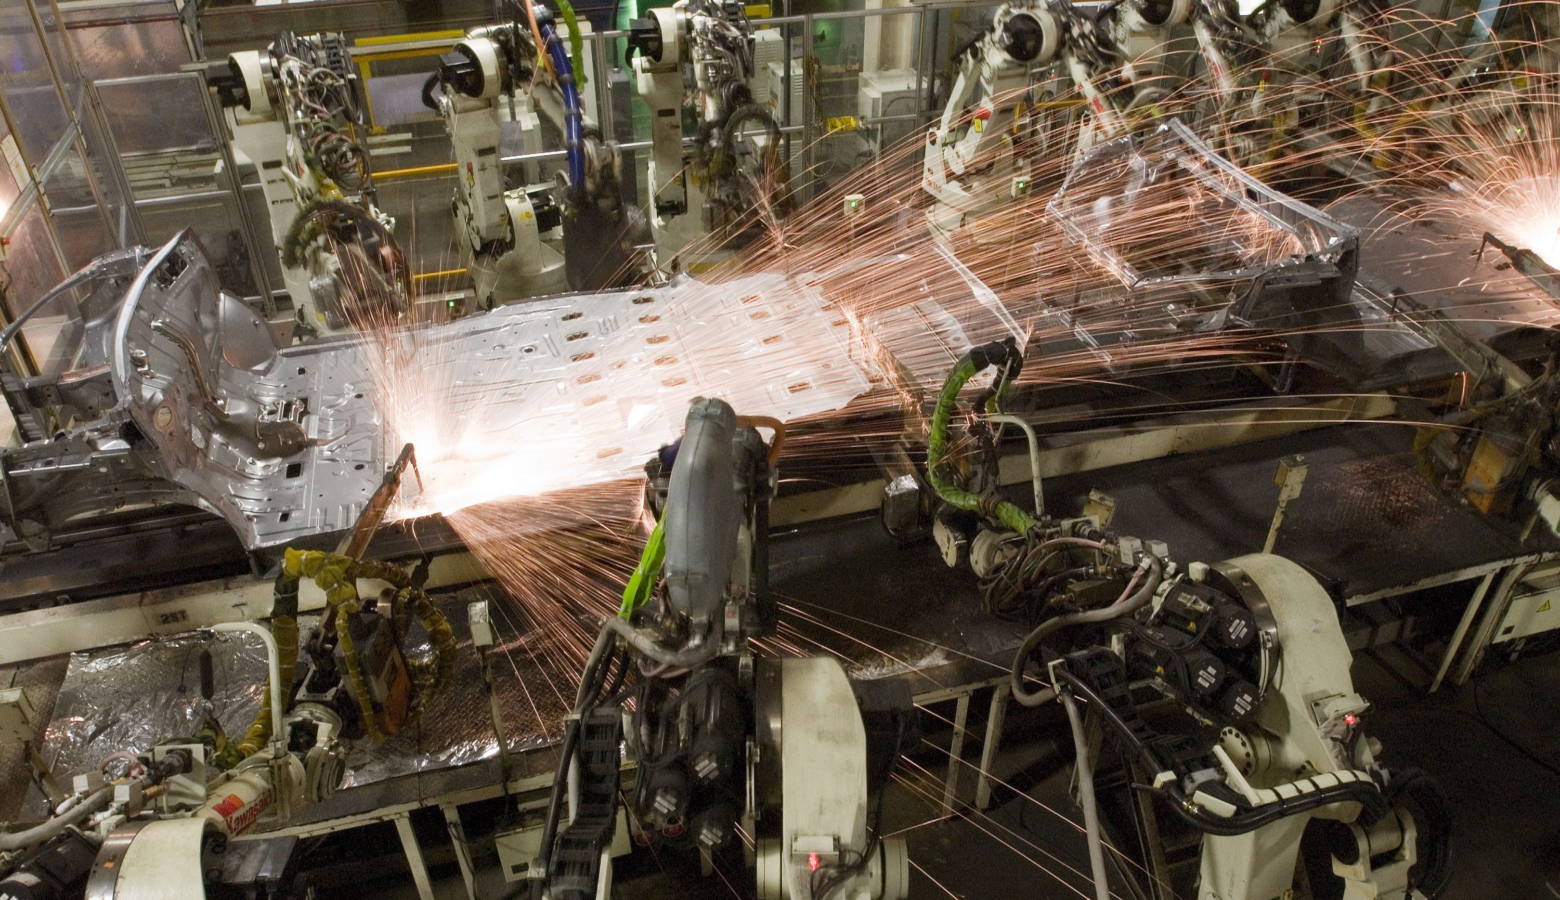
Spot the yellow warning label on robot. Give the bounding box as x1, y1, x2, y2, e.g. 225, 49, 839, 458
1540, 600, 1552, 613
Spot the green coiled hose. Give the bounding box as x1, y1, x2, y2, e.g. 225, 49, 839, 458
926, 337, 1036, 535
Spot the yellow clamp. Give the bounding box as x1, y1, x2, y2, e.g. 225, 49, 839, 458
824, 115, 860, 134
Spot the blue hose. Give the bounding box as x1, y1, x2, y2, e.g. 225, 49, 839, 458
541, 20, 587, 195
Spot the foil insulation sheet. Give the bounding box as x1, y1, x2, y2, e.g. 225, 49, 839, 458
29, 631, 270, 819
29, 587, 562, 820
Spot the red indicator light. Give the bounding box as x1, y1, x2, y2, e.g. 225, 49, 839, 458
1343, 713, 1359, 726
807, 853, 821, 872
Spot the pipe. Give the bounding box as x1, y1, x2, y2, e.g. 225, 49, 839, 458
0, 786, 112, 851
212, 621, 284, 747
1061, 691, 1110, 900
0, 264, 102, 354
412, 267, 470, 282
374, 162, 460, 180
1429, 568, 1496, 692
985, 413, 1043, 517
230, 571, 300, 763
601, 616, 721, 669
1453, 557, 1537, 685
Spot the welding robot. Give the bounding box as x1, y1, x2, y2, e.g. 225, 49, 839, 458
922, 0, 1245, 234
1052, 0, 1198, 153
920, 339, 1452, 900
1053, 0, 1294, 159
531, 398, 913, 900
1238, 0, 1393, 161
0, 486, 459, 900
923, 2, 1063, 234
1245, 0, 1382, 95
627, 0, 787, 261
424, 9, 648, 305
208, 33, 409, 339
1430, 0, 1560, 149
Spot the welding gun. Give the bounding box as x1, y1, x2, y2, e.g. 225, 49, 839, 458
1480, 231, 1560, 302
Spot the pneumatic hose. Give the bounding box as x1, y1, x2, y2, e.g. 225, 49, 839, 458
540, 19, 586, 196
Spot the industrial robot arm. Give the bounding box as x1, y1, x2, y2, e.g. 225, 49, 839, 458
1051, 0, 1196, 154
427, 22, 567, 305
0, 541, 457, 899
533, 398, 912, 900
628, 0, 786, 257
922, 344, 1451, 900
428, 10, 644, 303
1098, 0, 1197, 113
1189, 0, 1255, 104
1244, 0, 1388, 115
923, 3, 1061, 232
211, 33, 409, 338
922, 0, 1191, 231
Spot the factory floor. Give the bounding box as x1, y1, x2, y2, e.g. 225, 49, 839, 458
343, 421, 1560, 899
352, 639, 1560, 900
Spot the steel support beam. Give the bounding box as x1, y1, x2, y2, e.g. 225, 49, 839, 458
394, 812, 435, 900
442, 804, 478, 900
942, 692, 970, 812
974, 685, 1009, 811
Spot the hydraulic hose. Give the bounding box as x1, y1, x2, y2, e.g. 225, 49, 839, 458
576, 625, 616, 710
1388, 768, 1453, 897
928, 338, 1033, 535
0, 786, 112, 852
1148, 773, 1387, 837
1011, 555, 1162, 707
715, 103, 782, 178
1061, 691, 1110, 900
619, 520, 666, 620
540, 19, 587, 196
